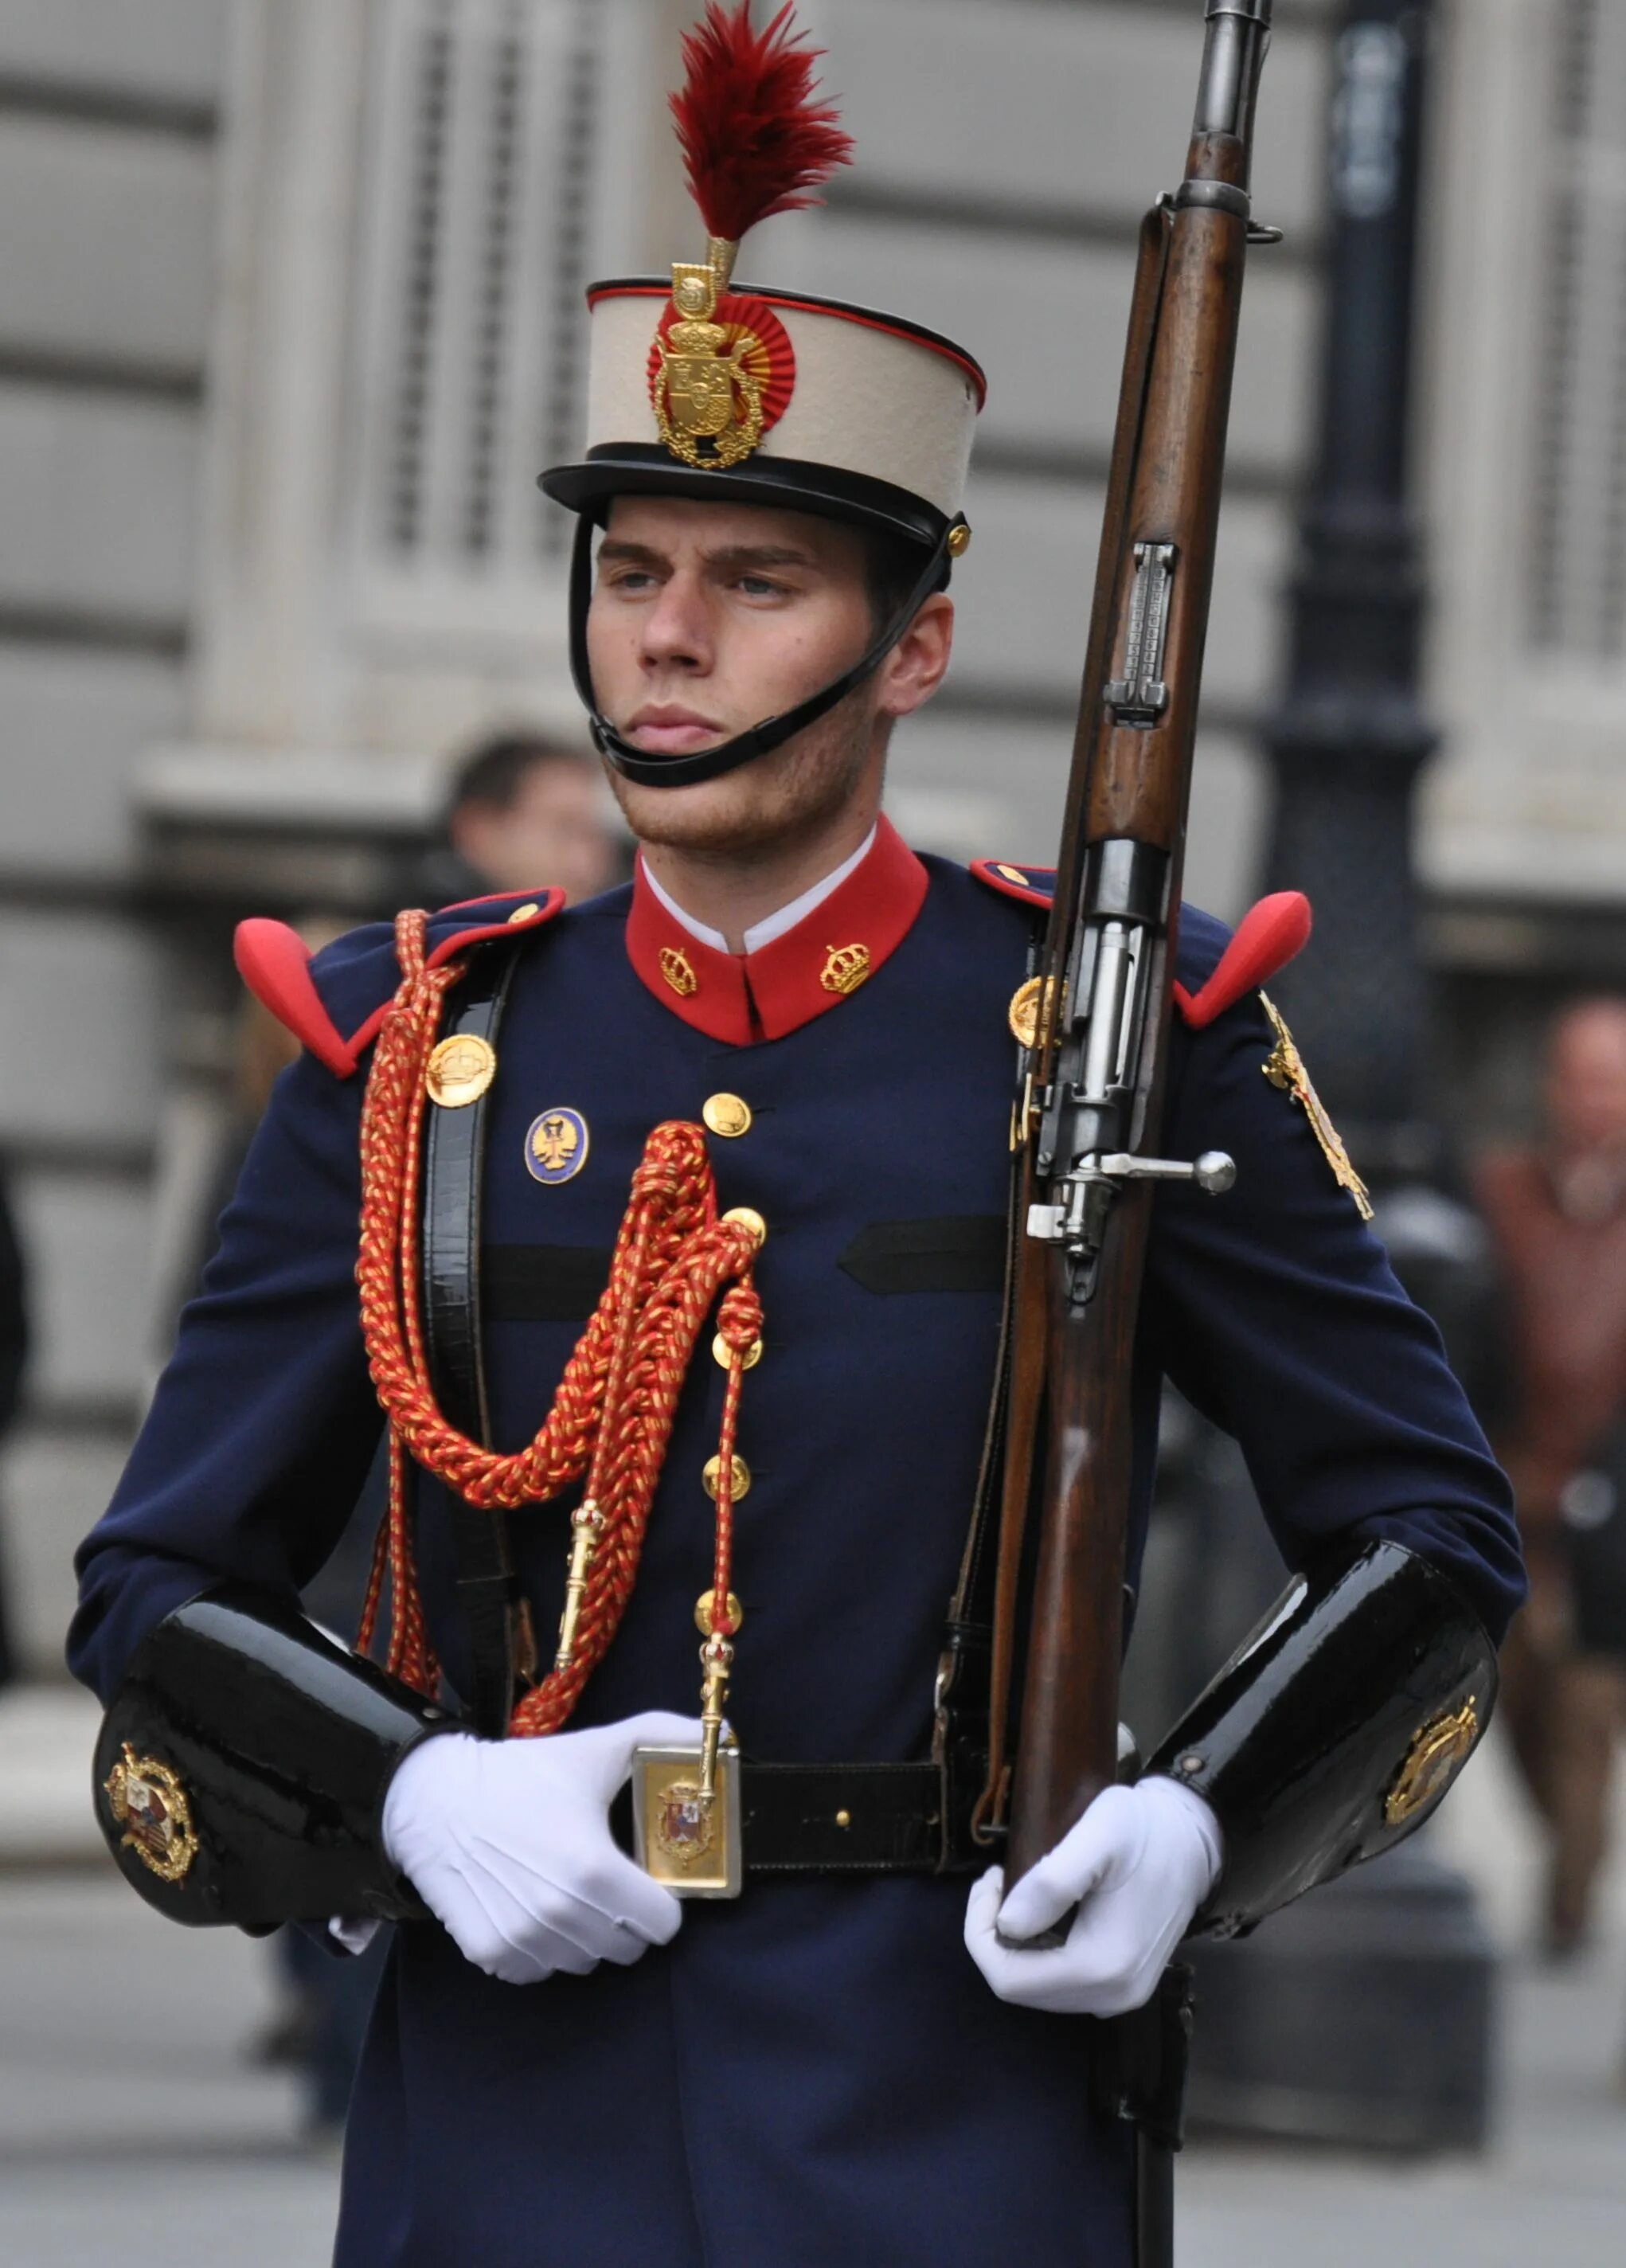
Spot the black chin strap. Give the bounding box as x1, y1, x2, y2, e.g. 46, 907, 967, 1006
567, 511, 964, 789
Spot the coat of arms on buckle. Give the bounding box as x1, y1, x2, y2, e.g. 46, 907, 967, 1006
631, 1738, 744, 1898
104, 1742, 199, 1884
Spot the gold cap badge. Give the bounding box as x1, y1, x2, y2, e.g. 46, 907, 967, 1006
652, 254, 782, 471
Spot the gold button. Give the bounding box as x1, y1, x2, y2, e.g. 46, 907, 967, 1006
702, 1093, 752, 1139
694, 1589, 744, 1635
995, 864, 1029, 887
507, 901, 541, 924
425, 1033, 497, 1108
947, 522, 971, 558
721, 1206, 767, 1249
834, 1809, 852, 1829
1008, 975, 1059, 1051
702, 1453, 752, 1501
713, 1331, 763, 1371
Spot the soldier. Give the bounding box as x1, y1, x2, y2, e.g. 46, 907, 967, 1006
72, 10, 1522, 2266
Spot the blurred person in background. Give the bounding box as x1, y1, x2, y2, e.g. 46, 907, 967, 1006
422, 729, 627, 906
1476, 998, 1626, 1956
0, 1168, 26, 1690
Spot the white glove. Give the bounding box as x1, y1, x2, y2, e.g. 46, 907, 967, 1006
382, 1712, 702, 1985
963, 1776, 1222, 2018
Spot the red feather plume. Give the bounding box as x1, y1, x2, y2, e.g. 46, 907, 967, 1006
670, 2, 854, 244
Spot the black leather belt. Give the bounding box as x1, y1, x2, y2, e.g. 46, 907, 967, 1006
608, 1760, 979, 1877
741, 1760, 973, 1875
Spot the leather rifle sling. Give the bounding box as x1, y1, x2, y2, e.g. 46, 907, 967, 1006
421, 939, 523, 1735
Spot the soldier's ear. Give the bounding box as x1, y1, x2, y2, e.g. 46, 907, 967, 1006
876, 593, 954, 721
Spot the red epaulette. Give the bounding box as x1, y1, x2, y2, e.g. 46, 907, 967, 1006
1175, 891, 1312, 1026
971, 860, 1311, 1028
234, 890, 566, 1077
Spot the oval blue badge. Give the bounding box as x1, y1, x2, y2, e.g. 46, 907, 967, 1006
526, 1107, 590, 1186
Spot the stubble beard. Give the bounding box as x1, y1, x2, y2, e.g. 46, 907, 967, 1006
604, 687, 881, 866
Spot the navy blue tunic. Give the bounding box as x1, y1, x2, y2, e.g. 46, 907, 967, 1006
70, 851, 1522, 2268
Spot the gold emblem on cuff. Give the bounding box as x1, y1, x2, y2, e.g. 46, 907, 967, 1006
1259, 993, 1374, 1222
104, 1744, 199, 1884
1385, 1698, 1479, 1827
425, 1034, 497, 1109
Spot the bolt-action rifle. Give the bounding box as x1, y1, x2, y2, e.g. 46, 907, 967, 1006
982, 1, 1282, 1903
973, 18, 1282, 2254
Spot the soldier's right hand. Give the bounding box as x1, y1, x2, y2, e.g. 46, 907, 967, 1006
381, 1713, 701, 1984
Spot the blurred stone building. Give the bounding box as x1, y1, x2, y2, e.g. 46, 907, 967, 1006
0, 0, 1621, 1670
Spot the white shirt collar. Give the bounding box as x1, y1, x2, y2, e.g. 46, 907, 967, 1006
639, 823, 879, 957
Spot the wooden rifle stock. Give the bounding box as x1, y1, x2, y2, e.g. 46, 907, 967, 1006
996, 1, 1278, 1902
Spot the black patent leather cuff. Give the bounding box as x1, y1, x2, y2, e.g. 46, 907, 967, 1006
1147, 1539, 1495, 1940
94, 1585, 457, 1931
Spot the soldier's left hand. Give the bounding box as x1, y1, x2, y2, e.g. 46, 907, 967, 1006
962, 1776, 1222, 2017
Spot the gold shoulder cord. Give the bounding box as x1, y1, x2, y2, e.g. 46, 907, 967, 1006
1259, 993, 1374, 1222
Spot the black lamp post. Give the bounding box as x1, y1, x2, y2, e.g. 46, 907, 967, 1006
1262, 0, 1436, 1169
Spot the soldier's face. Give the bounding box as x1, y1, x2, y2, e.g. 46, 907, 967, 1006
584, 494, 950, 854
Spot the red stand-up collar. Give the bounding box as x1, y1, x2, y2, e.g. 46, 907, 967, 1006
625, 814, 930, 1046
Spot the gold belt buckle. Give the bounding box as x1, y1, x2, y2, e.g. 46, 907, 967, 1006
631, 1739, 744, 1898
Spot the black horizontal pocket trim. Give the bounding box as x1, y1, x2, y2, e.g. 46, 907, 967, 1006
483, 1244, 613, 1323
837, 1216, 1006, 1296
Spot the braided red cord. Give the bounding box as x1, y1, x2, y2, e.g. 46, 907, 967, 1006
354, 910, 760, 1734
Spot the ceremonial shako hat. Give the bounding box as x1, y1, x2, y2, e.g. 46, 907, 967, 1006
539, 2, 987, 789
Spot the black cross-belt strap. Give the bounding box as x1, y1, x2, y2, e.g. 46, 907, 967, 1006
421, 940, 522, 1735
